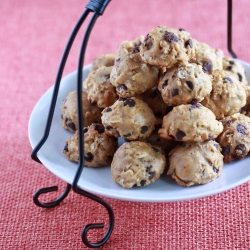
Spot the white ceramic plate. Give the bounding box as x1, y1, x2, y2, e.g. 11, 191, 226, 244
28, 60, 250, 202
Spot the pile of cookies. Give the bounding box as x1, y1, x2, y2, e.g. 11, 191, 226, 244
61, 25, 250, 188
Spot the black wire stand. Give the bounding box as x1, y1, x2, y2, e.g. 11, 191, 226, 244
31, 0, 236, 248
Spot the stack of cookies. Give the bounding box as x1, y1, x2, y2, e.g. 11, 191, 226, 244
61, 25, 250, 188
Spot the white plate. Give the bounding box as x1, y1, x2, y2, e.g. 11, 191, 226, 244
28, 60, 250, 202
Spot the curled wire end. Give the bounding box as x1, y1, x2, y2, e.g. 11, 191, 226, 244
86, 0, 111, 15
82, 223, 113, 248
33, 184, 71, 208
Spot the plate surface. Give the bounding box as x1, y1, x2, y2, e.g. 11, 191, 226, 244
28, 60, 250, 202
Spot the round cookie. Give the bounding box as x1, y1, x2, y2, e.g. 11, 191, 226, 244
111, 141, 166, 188
158, 103, 223, 142
63, 123, 118, 167
222, 57, 248, 85
136, 86, 169, 115
217, 113, 250, 163
168, 140, 223, 187
139, 26, 196, 68
194, 41, 223, 73
61, 91, 102, 132
201, 70, 247, 120
91, 54, 115, 72
158, 63, 212, 106
83, 66, 118, 108
110, 52, 159, 98
101, 97, 156, 140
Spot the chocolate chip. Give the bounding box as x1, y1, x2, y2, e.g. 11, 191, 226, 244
221, 146, 230, 155
229, 60, 235, 65
144, 34, 153, 49
64, 144, 68, 152
146, 165, 152, 172
106, 107, 112, 112
186, 81, 194, 90
148, 172, 156, 180
163, 79, 169, 88
203, 61, 212, 72
185, 39, 193, 48
116, 84, 128, 92
132, 184, 138, 187
235, 144, 246, 154
190, 99, 198, 104
84, 152, 94, 162
237, 124, 247, 134
213, 167, 219, 173
179, 28, 185, 31
176, 130, 186, 140
116, 58, 121, 63
164, 31, 178, 43
161, 71, 167, 79
105, 125, 113, 130
66, 120, 76, 131
88, 99, 97, 106
104, 74, 110, 79
83, 127, 88, 134
141, 126, 148, 134
227, 66, 232, 71
132, 46, 140, 53
224, 77, 232, 84
140, 180, 147, 186
189, 103, 202, 110
93, 123, 105, 134
124, 133, 132, 138
172, 89, 179, 96
124, 98, 136, 107
237, 73, 242, 82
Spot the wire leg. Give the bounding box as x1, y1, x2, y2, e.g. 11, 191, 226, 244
33, 183, 71, 208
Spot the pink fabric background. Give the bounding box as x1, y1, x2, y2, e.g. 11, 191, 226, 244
0, 0, 249, 249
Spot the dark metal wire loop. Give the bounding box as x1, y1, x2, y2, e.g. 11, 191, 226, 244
73, 11, 114, 248
33, 184, 71, 208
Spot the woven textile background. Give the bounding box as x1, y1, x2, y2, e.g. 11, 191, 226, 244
0, 0, 249, 249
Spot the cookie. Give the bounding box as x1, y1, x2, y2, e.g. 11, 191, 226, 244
168, 140, 223, 186
83, 66, 118, 108
222, 57, 248, 85
110, 51, 159, 97
217, 113, 250, 163
158, 63, 212, 106
158, 103, 223, 142
111, 141, 166, 188
101, 97, 156, 140
136, 86, 169, 115
61, 91, 102, 132
63, 123, 118, 167
194, 41, 223, 73
139, 26, 196, 68
201, 70, 247, 120
91, 54, 115, 72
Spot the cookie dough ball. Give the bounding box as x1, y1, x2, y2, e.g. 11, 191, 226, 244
110, 52, 159, 98
139, 26, 196, 68
63, 123, 118, 167
222, 57, 248, 85
217, 113, 250, 163
61, 91, 102, 132
168, 140, 223, 187
91, 54, 115, 72
158, 103, 223, 142
158, 63, 212, 106
101, 97, 156, 140
111, 141, 166, 188
136, 87, 169, 115
194, 41, 223, 73
201, 70, 247, 120
83, 66, 118, 108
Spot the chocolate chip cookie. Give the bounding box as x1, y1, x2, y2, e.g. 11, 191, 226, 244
61, 91, 102, 132
168, 140, 223, 186
63, 123, 118, 167
111, 141, 166, 188
158, 103, 223, 142
91, 54, 115, 72
217, 113, 250, 163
